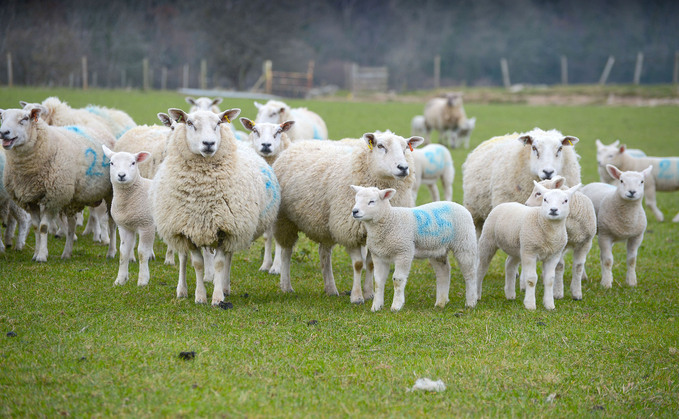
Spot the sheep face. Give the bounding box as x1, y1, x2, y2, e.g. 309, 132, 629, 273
595, 139, 625, 169
185, 96, 222, 113
254, 101, 290, 124
518, 129, 579, 181
350, 185, 395, 222
364, 132, 424, 179
240, 118, 294, 158
168, 108, 240, 158
535, 182, 579, 221
0, 108, 41, 150
103, 146, 151, 186
607, 164, 653, 201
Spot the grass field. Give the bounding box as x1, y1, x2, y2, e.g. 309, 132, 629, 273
1, 86, 678, 417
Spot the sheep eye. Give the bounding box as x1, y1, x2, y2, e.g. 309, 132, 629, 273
20, 117, 29, 124
536, 192, 541, 197
640, 180, 644, 184
377, 144, 385, 150
368, 200, 375, 205
131, 162, 135, 166
564, 199, 568, 204
556, 146, 562, 155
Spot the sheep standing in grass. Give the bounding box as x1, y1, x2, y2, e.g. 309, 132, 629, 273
255, 100, 328, 141
522, 176, 596, 300
595, 140, 677, 222
595, 139, 646, 184
411, 143, 454, 202
0, 107, 116, 261
240, 117, 294, 273
423, 92, 466, 145
351, 185, 478, 311
477, 183, 581, 310
152, 108, 280, 305
580, 164, 652, 289
103, 146, 155, 286
450, 116, 477, 149
462, 128, 581, 234
0, 150, 31, 252
273, 131, 423, 304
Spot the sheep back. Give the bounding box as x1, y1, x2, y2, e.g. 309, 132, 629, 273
114, 125, 170, 178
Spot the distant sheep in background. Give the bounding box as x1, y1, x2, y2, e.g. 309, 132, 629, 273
411, 143, 454, 202
423, 92, 466, 145
255, 100, 328, 141
595, 139, 646, 184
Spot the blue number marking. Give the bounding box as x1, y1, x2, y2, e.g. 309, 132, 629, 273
85, 148, 105, 177
658, 159, 672, 180
413, 205, 454, 244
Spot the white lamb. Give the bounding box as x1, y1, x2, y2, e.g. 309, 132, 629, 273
114, 121, 172, 179
273, 131, 423, 304
152, 108, 281, 305
240, 117, 294, 273
102, 145, 155, 287
595, 139, 646, 184
186, 96, 247, 141
411, 115, 426, 138
411, 143, 454, 202
522, 176, 596, 300
423, 92, 466, 145
451, 116, 477, 149
595, 140, 677, 222
351, 185, 478, 311
477, 183, 581, 310
0, 149, 31, 252
462, 128, 581, 234
254, 100, 328, 141
0, 107, 117, 261
580, 164, 652, 289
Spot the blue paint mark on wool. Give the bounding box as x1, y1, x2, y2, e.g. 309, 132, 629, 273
260, 166, 280, 215
657, 158, 679, 181
313, 125, 322, 140
412, 204, 455, 244
423, 148, 448, 176
65, 125, 93, 142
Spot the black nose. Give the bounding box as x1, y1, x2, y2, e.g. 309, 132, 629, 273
0, 130, 9, 139
118, 173, 126, 181
543, 169, 554, 179
628, 190, 636, 197
202, 141, 215, 148
397, 164, 408, 173
549, 208, 558, 216
352, 209, 359, 216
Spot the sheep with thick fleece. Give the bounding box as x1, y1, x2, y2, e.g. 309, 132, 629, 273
411, 143, 454, 202
0, 107, 116, 261
595, 140, 677, 222
523, 176, 596, 300
462, 128, 581, 234
273, 131, 423, 304
477, 183, 580, 310
351, 185, 477, 311
186, 96, 247, 141
423, 92, 466, 145
103, 145, 155, 286
152, 108, 280, 305
240, 117, 294, 273
580, 164, 652, 289
255, 100, 328, 141
0, 149, 31, 252
595, 139, 646, 184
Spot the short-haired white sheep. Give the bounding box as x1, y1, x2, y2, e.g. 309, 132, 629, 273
255, 100, 328, 141
423, 92, 466, 145
0, 107, 117, 261
580, 164, 652, 289
152, 108, 281, 305
103, 145, 155, 286
411, 143, 454, 202
462, 128, 581, 234
477, 182, 581, 310
595, 140, 677, 222
595, 139, 646, 184
0, 149, 31, 252
522, 176, 596, 300
272, 131, 423, 304
351, 185, 478, 311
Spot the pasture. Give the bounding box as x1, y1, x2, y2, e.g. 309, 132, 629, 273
0, 86, 678, 417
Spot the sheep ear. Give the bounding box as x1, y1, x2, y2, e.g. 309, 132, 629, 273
566, 183, 582, 196
157, 113, 172, 127
533, 181, 548, 195
280, 120, 295, 133
278, 107, 286, 115
19, 100, 28, 108
619, 144, 626, 154
185, 97, 196, 106
254, 101, 263, 110
380, 188, 397, 201
641, 165, 653, 178
518, 135, 533, 146
220, 108, 241, 124
612, 140, 620, 147
136, 151, 152, 163
29, 107, 41, 122
240, 117, 255, 132
212, 98, 223, 106
595, 139, 603, 148
363, 133, 376, 150
606, 164, 622, 180
562, 136, 578, 146
168, 108, 188, 124
553, 176, 566, 189
407, 136, 424, 150
350, 185, 362, 194
102, 144, 114, 159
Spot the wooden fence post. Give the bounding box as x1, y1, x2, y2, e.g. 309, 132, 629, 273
561, 55, 568, 85
82, 56, 88, 90
264, 60, 272, 94
7, 52, 13, 87
633, 52, 643, 85
434, 54, 441, 90
599, 56, 615, 85
200, 59, 207, 90
306, 60, 315, 90
500, 58, 510, 88
182, 64, 189, 89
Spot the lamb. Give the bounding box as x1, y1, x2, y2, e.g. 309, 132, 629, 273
240, 117, 294, 273
580, 164, 652, 289
0, 107, 117, 261
595, 139, 646, 184
522, 176, 596, 300
0, 149, 31, 252
186, 96, 247, 141
272, 131, 423, 304
411, 115, 427, 138
114, 121, 172, 179
423, 92, 466, 145
102, 145, 155, 286
411, 143, 454, 202
254, 100, 328, 141
595, 140, 677, 222
351, 185, 478, 311
462, 128, 581, 234
152, 108, 281, 305
450, 116, 477, 149
476, 183, 581, 310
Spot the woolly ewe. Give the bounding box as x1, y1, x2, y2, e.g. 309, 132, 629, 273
255, 100, 328, 141
423, 92, 466, 145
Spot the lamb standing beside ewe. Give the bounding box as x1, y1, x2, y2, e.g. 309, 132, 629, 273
273, 131, 423, 304
103, 145, 155, 286
351, 185, 478, 311
580, 164, 652, 289
152, 108, 280, 305
595, 139, 646, 184
255, 100, 328, 141
477, 182, 581, 310
0, 149, 31, 252
411, 143, 454, 202
462, 128, 581, 234
423, 92, 466, 145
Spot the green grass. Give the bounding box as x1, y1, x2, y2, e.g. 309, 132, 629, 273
1, 86, 678, 417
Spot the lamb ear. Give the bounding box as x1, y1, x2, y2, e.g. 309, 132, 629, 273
553, 176, 566, 189
240, 117, 255, 132
363, 133, 376, 150
136, 151, 152, 163
518, 135, 533, 146
185, 97, 197, 106
380, 188, 397, 201
220, 108, 241, 124
606, 164, 622, 180
254, 101, 263, 110
533, 181, 549, 195
280, 120, 295, 133
562, 136, 578, 146
641, 165, 653, 178
566, 183, 582, 196
212, 98, 223, 106
619, 144, 626, 154
350, 185, 362, 194
102, 144, 114, 159
278, 107, 286, 115
595, 139, 603, 148
168, 108, 188, 124
19, 100, 28, 108
407, 136, 424, 150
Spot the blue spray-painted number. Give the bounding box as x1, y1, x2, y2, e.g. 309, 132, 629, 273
423, 149, 447, 175
260, 166, 280, 215
85, 148, 110, 177
412, 205, 454, 243
657, 158, 679, 180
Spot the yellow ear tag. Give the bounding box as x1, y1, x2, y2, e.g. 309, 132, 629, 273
225, 115, 231, 124
408, 143, 413, 152
177, 114, 183, 122
368, 139, 373, 150
567, 139, 573, 146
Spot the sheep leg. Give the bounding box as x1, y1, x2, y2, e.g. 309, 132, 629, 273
371, 257, 390, 312
190, 248, 207, 304
504, 255, 521, 300
3, 216, 15, 249
202, 247, 215, 284
643, 186, 664, 222
105, 211, 117, 259
259, 229, 274, 272
427, 184, 441, 202
347, 246, 368, 304
625, 233, 644, 287
521, 254, 538, 310
211, 249, 232, 306
454, 248, 478, 307
429, 256, 451, 308
82, 208, 96, 237
136, 226, 155, 286
390, 257, 412, 311
363, 248, 374, 301
114, 226, 134, 286
279, 246, 295, 293
269, 241, 282, 275
570, 242, 592, 300
475, 235, 498, 301
542, 255, 560, 310
97, 204, 110, 245
15, 209, 31, 251
553, 253, 566, 300
176, 251, 188, 298
164, 248, 176, 265
29, 208, 41, 261
318, 243, 339, 297
598, 235, 615, 289
673, 211, 679, 223
61, 214, 78, 259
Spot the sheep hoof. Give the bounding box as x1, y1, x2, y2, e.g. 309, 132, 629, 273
351, 297, 365, 305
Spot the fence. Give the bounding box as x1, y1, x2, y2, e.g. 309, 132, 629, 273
250, 60, 315, 98
345, 63, 389, 94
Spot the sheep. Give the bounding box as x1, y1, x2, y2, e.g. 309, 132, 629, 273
351, 185, 478, 311
186, 96, 248, 141
411, 143, 454, 202
595, 140, 677, 222
81, 201, 110, 244
0, 149, 31, 252
451, 116, 477, 149
152, 108, 280, 305
254, 100, 328, 141
476, 183, 581, 310
580, 164, 652, 289
272, 131, 423, 304
102, 145, 155, 286
240, 117, 294, 273
114, 122, 172, 179
522, 176, 596, 300
423, 92, 466, 145
0, 107, 117, 262
411, 115, 426, 138
595, 139, 646, 184
462, 128, 581, 234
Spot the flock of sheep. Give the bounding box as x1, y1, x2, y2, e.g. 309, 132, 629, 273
1, 93, 677, 312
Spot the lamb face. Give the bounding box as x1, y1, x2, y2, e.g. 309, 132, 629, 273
104, 146, 150, 186
607, 164, 653, 201
0, 108, 40, 150
364, 132, 424, 179
534, 181, 580, 221
186, 96, 222, 112
350, 185, 393, 222
518, 129, 579, 180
